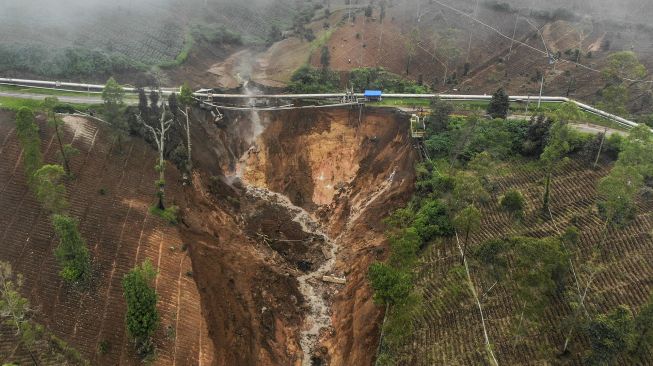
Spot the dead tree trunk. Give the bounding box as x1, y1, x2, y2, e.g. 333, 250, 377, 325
138, 102, 173, 210
178, 106, 192, 171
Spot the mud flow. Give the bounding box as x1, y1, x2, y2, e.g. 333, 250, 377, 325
181, 106, 416, 366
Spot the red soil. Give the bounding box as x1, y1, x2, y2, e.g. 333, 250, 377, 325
0, 111, 213, 365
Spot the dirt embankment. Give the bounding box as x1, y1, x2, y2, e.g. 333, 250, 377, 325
0, 111, 213, 366
182, 106, 417, 365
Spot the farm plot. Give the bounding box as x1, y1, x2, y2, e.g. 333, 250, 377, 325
406, 160, 653, 365
0, 113, 213, 365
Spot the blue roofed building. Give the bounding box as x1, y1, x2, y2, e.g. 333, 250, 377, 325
364, 90, 383, 101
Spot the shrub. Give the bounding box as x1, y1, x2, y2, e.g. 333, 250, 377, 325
349, 67, 428, 93
413, 200, 454, 242
150, 205, 180, 225
487, 88, 509, 119
500, 190, 525, 216
52, 214, 91, 285
32, 165, 68, 214
585, 306, 635, 365
368, 263, 412, 306
287, 66, 340, 93
122, 260, 159, 357
14, 107, 43, 180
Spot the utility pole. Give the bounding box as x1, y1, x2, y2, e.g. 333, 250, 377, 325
538, 73, 544, 109
465, 0, 480, 63
507, 12, 519, 61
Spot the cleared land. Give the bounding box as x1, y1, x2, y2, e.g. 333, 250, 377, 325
0, 112, 213, 365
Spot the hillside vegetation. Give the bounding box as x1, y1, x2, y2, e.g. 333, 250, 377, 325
369, 98, 653, 364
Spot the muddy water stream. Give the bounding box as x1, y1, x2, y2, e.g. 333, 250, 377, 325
232, 81, 339, 365
245, 186, 338, 366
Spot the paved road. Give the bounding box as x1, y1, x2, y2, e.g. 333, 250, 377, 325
0, 91, 137, 105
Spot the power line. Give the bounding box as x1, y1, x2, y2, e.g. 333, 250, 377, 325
427, 0, 653, 84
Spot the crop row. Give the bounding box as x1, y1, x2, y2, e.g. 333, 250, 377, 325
407, 160, 653, 365
0, 116, 210, 365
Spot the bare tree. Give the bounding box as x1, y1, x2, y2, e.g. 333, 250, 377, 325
178, 85, 195, 171
138, 99, 173, 210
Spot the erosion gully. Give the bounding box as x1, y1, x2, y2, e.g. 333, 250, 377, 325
236, 82, 339, 365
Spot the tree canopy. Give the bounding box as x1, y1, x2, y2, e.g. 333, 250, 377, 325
122, 260, 159, 356
52, 214, 91, 285
487, 88, 510, 119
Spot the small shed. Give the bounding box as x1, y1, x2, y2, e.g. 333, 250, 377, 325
364, 90, 383, 102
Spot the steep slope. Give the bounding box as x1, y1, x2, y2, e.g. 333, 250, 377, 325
178, 107, 417, 365
0, 111, 213, 365
404, 160, 653, 365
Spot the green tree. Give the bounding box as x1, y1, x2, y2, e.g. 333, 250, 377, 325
177, 84, 194, 171
102, 77, 127, 149
0, 262, 30, 335
427, 97, 453, 132
43, 97, 77, 175
387, 227, 420, 269
122, 260, 159, 357
586, 305, 634, 365
599, 52, 647, 115
511, 237, 569, 343
137, 98, 173, 210
412, 200, 454, 242
368, 263, 412, 306
453, 205, 481, 264
601, 51, 647, 86
14, 107, 43, 180
630, 293, 653, 361
52, 214, 91, 285
597, 125, 653, 228
32, 165, 68, 214
540, 120, 573, 212
553, 101, 582, 123
487, 88, 510, 119
598, 85, 629, 116
597, 165, 640, 228
500, 189, 525, 218
320, 46, 330, 69
405, 29, 419, 74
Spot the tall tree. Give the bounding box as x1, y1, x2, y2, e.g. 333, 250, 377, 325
32, 164, 68, 214
599, 51, 647, 115
320, 46, 331, 69
122, 260, 159, 357
102, 77, 127, 150
138, 98, 173, 210
52, 214, 91, 285
631, 292, 653, 361
0, 262, 30, 336
405, 29, 419, 74
44, 97, 77, 175
453, 204, 481, 264
14, 107, 43, 180
487, 88, 510, 119
511, 237, 569, 344
540, 120, 573, 212
177, 84, 195, 171
586, 306, 634, 365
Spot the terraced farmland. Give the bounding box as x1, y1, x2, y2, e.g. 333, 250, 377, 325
0, 112, 213, 365
405, 160, 653, 365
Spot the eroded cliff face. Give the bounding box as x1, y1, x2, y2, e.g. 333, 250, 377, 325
179, 107, 416, 365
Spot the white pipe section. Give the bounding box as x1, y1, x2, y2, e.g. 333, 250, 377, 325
0, 77, 639, 128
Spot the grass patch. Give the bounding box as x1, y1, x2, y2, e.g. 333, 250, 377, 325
0, 84, 104, 97
149, 205, 180, 225
0, 96, 97, 112
160, 31, 195, 69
